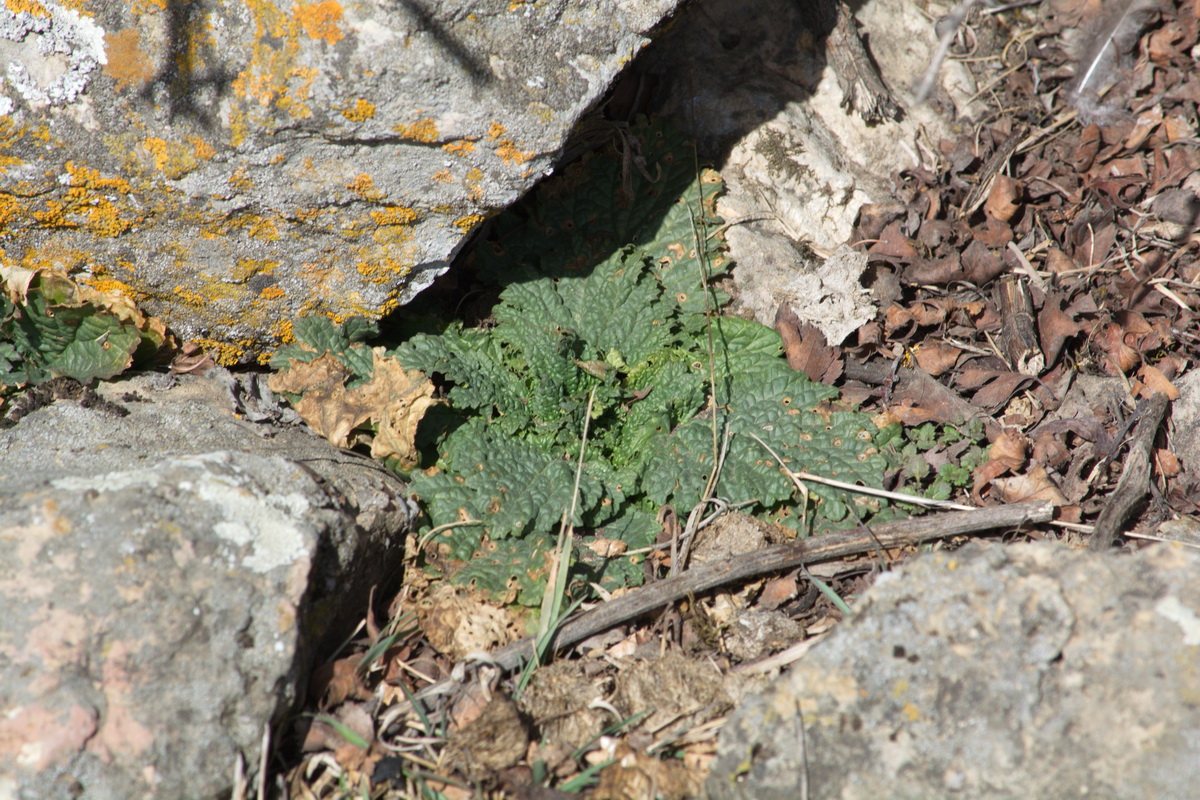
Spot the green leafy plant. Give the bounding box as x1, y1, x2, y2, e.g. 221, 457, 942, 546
892, 419, 990, 502
0, 264, 168, 386
386, 118, 899, 605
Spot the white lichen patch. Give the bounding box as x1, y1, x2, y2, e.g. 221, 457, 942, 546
0, 1, 106, 108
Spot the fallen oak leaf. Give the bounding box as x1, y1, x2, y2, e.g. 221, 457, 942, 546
991, 467, 1068, 505
1134, 363, 1181, 400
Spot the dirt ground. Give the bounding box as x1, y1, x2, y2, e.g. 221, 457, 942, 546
272, 1, 1200, 797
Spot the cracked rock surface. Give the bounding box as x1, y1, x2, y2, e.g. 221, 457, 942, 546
0, 370, 414, 799
708, 541, 1200, 800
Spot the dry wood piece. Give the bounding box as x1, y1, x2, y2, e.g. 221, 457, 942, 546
995, 274, 1045, 376
1088, 392, 1171, 551
410, 501, 1053, 703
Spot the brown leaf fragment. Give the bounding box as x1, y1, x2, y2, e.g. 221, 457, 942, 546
905, 254, 962, 286
969, 371, 1034, 411
985, 174, 1022, 222
1037, 296, 1084, 366
856, 203, 906, 241
169, 341, 215, 375
1135, 364, 1181, 399
1073, 124, 1102, 172
775, 304, 843, 384
1033, 431, 1071, 472
960, 240, 1006, 284
973, 217, 1014, 249
758, 574, 799, 611
1070, 219, 1117, 269
869, 221, 919, 261
1124, 106, 1164, 150
991, 467, 1068, 505
1094, 322, 1141, 374
365, 351, 440, 467
914, 343, 962, 377
1044, 247, 1078, 275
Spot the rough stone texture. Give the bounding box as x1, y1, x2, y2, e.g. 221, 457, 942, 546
707, 541, 1200, 800
644, 0, 977, 344
0, 0, 680, 363
0, 370, 414, 799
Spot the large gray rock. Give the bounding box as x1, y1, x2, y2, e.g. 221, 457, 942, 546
708, 541, 1200, 799
0, 0, 679, 362
0, 370, 414, 799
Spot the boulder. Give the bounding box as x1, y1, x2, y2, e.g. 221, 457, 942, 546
0, 0, 680, 362
708, 541, 1200, 799
0, 369, 414, 799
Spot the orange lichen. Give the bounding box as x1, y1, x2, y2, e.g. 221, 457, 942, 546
0, 194, 20, 229
369, 205, 420, 226
486, 122, 506, 141
259, 285, 285, 299
274, 318, 295, 344
394, 118, 439, 143
173, 286, 207, 306
454, 214, 484, 233
340, 98, 376, 122
356, 258, 406, 281
5, 0, 50, 16
277, 64, 317, 119
248, 217, 280, 240
189, 136, 215, 160
199, 210, 282, 241
431, 170, 453, 183
82, 274, 148, 303
464, 167, 484, 201
442, 139, 477, 156
228, 166, 253, 192
346, 173, 382, 200
293, 0, 344, 44
495, 139, 535, 166
232, 257, 279, 282
144, 134, 210, 178
31, 162, 139, 237
104, 29, 154, 91
192, 338, 247, 366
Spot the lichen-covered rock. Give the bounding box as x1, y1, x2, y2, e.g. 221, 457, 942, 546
0, 0, 679, 363
0, 370, 415, 799
708, 542, 1200, 800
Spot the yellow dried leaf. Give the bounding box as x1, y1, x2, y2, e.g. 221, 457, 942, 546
361, 349, 439, 467
268, 348, 437, 466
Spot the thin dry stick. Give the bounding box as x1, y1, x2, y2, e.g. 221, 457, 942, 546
408, 501, 1052, 701
1088, 392, 1170, 551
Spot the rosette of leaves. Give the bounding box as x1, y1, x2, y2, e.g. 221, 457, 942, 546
0, 264, 168, 386
389, 118, 900, 606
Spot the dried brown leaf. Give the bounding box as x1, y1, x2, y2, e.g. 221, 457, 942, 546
961, 240, 1006, 284
985, 175, 1022, 222
759, 574, 799, 611
775, 304, 842, 384
914, 343, 962, 377
869, 221, 919, 261
990, 467, 1068, 505
267, 348, 437, 467
1135, 364, 1181, 399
